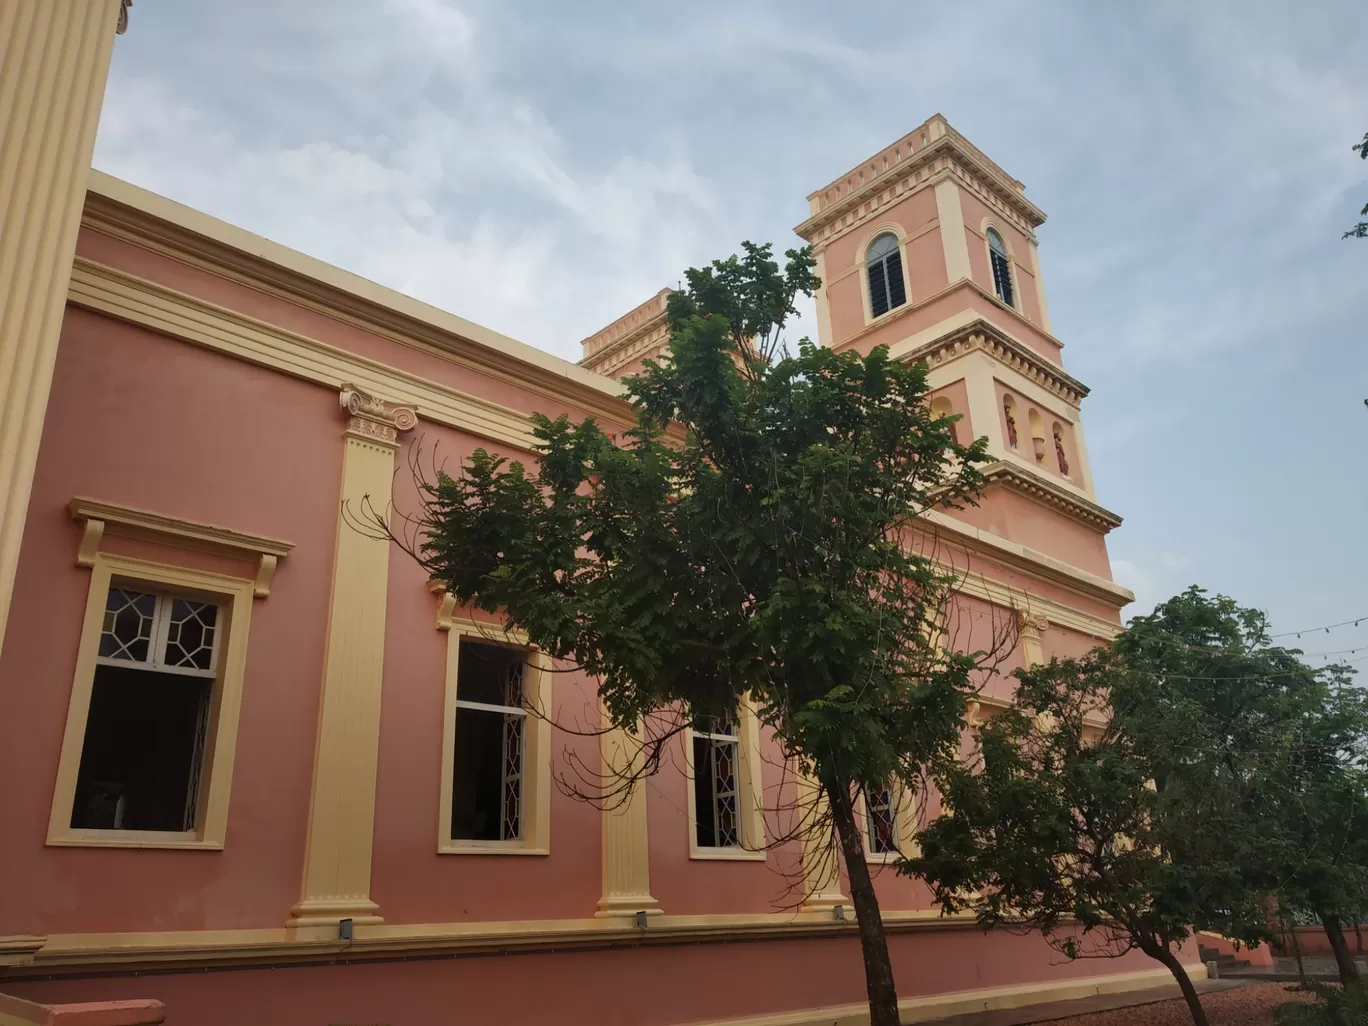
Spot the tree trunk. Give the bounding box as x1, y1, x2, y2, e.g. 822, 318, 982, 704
825, 777, 900, 1026
1355, 920, 1363, 955
1151, 943, 1210, 1026
1319, 909, 1359, 983
1288, 917, 1307, 987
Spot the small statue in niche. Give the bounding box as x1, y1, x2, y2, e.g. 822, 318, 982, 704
1003, 401, 1018, 448
1054, 428, 1070, 477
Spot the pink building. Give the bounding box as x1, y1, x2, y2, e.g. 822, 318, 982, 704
0, 7, 1202, 1025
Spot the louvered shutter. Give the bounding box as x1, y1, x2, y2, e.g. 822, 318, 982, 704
886, 251, 906, 310
868, 260, 889, 317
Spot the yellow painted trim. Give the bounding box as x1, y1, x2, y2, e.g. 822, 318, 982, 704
81, 172, 626, 409
812, 249, 835, 349
597, 712, 663, 917
289, 388, 414, 930
0, 936, 46, 968
797, 773, 847, 912
46, 553, 256, 850
686, 695, 766, 861
434, 612, 553, 856
0, 0, 123, 667
69, 258, 545, 451
8, 910, 983, 970
692, 964, 1209, 1026
934, 180, 973, 284
1028, 238, 1053, 334
922, 508, 1133, 616
69, 497, 293, 596
891, 315, 1086, 410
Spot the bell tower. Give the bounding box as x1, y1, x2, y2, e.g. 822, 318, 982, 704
794, 115, 1122, 581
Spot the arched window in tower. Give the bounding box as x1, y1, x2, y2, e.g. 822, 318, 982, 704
930, 396, 959, 445
1028, 409, 1046, 463
1053, 423, 1070, 478
1002, 395, 1019, 449
986, 227, 1015, 308
866, 233, 907, 318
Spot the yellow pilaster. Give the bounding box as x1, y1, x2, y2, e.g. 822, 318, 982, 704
798, 773, 847, 913
595, 719, 662, 918
288, 385, 416, 932
0, 0, 125, 661
1020, 613, 1047, 668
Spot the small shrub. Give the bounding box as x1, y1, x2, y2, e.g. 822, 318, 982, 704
1276, 981, 1368, 1026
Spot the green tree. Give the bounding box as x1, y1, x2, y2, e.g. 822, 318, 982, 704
404, 242, 1001, 1026
1344, 131, 1368, 240
1262, 678, 1368, 983
1115, 589, 1368, 985
907, 648, 1252, 1026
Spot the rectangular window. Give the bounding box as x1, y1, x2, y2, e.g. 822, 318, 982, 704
692, 713, 741, 849
450, 638, 528, 843
865, 785, 898, 855
71, 588, 220, 833
49, 553, 256, 850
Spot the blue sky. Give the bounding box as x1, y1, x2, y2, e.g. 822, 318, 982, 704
95, 1, 1368, 653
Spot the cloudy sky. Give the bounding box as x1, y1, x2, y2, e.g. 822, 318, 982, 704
96, 1, 1367, 654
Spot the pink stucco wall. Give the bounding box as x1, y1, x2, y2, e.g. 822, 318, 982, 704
0, 308, 340, 935
370, 434, 604, 924
3, 928, 1188, 1026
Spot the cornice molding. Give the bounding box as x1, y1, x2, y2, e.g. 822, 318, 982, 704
80, 174, 630, 426
580, 311, 669, 377
980, 462, 1123, 533
796, 130, 1045, 250
6, 910, 979, 974
68, 258, 545, 450
66, 261, 1126, 626
69, 497, 294, 597
920, 508, 1132, 621
898, 318, 1087, 409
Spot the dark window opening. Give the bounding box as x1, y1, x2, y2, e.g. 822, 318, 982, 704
692, 714, 740, 848
866, 233, 907, 318
867, 787, 897, 854
451, 639, 526, 842
71, 664, 211, 832
987, 228, 1015, 307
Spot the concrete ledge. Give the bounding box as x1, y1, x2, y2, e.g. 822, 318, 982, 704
0, 992, 164, 1026
688, 964, 1209, 1026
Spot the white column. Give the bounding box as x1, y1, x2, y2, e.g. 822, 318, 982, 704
0, 0, 126, 661
934, 179, 972, 285
288, 385, 416, 933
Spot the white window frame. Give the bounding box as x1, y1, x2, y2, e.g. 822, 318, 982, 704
859, 224, 913, 325
686, 696, 765, 861
436, 608, 552, 856
982, 222, 1019, 310
48, 554, 256, 850
861, 779, 919, 864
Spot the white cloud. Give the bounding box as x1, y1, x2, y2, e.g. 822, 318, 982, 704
1111, 552, 1192, 619
93, 0, 726, 363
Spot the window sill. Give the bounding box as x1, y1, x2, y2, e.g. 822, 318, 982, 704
689, 846, 767, 862
863, 850, 903, 865
47, 829, 223, 850
862, 303, 909, 330
439, 841, 549, 856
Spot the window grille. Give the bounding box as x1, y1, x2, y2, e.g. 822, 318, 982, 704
987, 228, 1015, 307
693, 713, 741, 848
866, 233, 907, 318
866, 786, 898, 854
451, 639, 528, 842
75, 587, 220, 832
